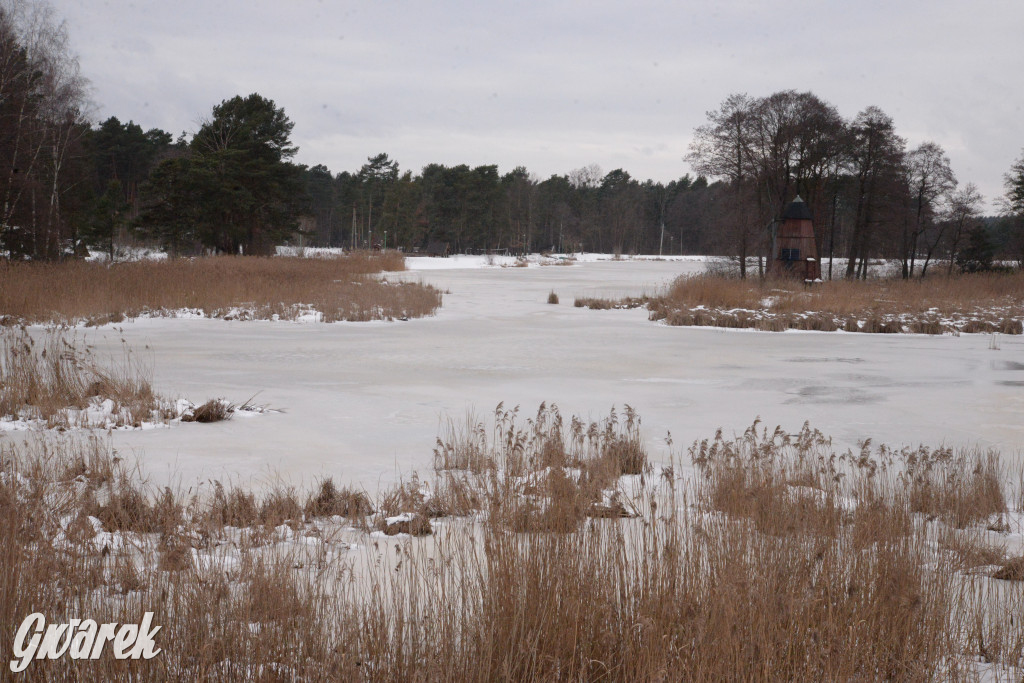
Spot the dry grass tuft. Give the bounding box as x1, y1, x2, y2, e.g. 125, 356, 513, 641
901, 446, 1007, 528
939, 530, 1007, 572
573, 295, 648, 310
256, 488, 304, 528
1017, 466, 1024, 513
0, 252, 440, 325
382, 514, 433, 536
547, 290, 559, 304
181, 398, 232, 423
305, 478, 372, 520
157, 534, 194, 572
205, 481, 258, 527
433, 411, 492, 473
428, 403, 649, 532
374, 475, 436, 535
993, 557, 1024, 581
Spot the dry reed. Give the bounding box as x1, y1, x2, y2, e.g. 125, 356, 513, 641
2, 408, 1022, 681
180, 399, 232, 424
577, 272, 1024, 334
0, 328, 165, 428
0, 252, 441, 325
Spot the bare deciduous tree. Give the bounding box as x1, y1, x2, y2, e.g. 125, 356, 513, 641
935, 182, 983, 276
901, 141, 956, 277
687, 94, 763, 276
844, 106, 905, 279
0, 0, 89, 259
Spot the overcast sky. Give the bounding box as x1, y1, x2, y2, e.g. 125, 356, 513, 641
50, 0, 1024, 209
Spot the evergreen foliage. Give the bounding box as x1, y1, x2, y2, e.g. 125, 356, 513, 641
956, 226, 997, 273
137, 94, 306, 255
2, 2, 1021, 271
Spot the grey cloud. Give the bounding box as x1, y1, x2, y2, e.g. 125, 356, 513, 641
51, 0, 1024, 206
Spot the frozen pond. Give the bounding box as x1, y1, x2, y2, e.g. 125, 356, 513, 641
73, 258, 1024, 492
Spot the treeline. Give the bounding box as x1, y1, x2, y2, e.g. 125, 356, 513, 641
2, 0, 1023, 272
301, 158, 709, 257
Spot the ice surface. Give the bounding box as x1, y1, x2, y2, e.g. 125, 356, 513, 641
41, 258, 1023, 493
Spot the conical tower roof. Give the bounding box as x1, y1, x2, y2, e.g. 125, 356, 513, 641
782, 195, 813, 221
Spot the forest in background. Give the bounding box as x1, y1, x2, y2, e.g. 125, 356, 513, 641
3, 1, 1023, 276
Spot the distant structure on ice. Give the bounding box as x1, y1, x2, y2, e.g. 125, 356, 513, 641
424, 241, 450, 257
769, 196, 821, 281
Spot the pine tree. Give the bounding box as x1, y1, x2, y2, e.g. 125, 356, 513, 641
138, 94, 306, 255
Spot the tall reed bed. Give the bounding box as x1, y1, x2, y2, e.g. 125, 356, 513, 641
584, 271, 1024, 334
0, 328, 166, 428
1, 409, 1022, 680
0, 252, 440, 325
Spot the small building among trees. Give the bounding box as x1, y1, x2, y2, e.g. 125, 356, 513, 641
769, 196, 821, 280
424, 240, 450, 257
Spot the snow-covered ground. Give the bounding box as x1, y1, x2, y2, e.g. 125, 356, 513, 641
28, 257, 1023, 493
86, 247, 169, 262
404, 252, 709, 269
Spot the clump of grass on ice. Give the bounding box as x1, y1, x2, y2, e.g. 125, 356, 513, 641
180, 399, 233, 423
